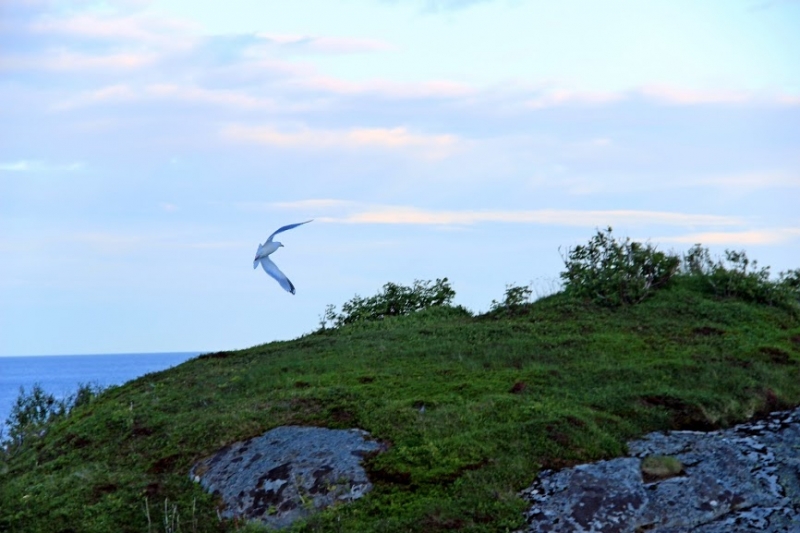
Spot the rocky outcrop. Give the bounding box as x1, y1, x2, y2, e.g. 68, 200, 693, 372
519, 407, 800, 532
190, 426, 383, 530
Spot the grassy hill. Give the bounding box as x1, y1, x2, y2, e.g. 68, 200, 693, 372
2, 235, 799, 532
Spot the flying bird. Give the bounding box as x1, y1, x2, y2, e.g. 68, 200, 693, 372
253, 220, 312, 294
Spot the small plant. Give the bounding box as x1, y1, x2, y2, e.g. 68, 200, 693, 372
640, 455, 684, 482
320, 278, 456, 328
560, 227, 680, 306
490, 283, 533, 315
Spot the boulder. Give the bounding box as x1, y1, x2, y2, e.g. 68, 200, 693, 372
190, 426, 383, 529
519, 407, 800, 532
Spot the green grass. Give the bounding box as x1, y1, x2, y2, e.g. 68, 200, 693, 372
2, 277, 800, 532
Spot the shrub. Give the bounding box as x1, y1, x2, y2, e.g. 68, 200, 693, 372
1, 382, 104, 456
320, 278, 457, 328
560, 227, 680, 306
489, 283, 533, 316
682, 244, 800, 309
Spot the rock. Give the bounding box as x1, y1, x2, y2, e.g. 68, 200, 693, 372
519, 407, 800, 532
190, 426, 384, 530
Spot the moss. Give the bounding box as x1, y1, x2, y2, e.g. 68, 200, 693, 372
640, 456, 684, 482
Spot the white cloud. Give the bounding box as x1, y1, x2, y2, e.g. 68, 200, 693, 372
30, 12, 198, 50
273, 200, 743, 228
524, 88, 624, 109
146, 84, 279, 110
658, 228, 800, 246
55, 83, 281, 111
0, 160, 83, 172
255, 33, 395, 54
519, 85, 800, 110
53, 84, 138, 109
1, 49, 157, 71
270, 199, 357, 210
285, 75, 474, 99
696, 171, 800, 190
220, 124, 462, 158
640, 86, 751, 105
0, 161, 35, 172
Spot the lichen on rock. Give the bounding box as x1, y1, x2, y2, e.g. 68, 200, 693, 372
190, 426, 384, 530
519, 407, 800, 532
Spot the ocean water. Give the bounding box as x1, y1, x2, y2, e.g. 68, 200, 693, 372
0, 352, 202, 432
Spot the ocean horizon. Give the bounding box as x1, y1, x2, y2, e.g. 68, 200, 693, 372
0, 351, 203, 433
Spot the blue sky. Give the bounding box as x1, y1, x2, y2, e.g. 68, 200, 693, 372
1, 0, 799, 356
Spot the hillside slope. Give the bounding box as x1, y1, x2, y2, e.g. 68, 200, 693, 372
2, 279, 800, 532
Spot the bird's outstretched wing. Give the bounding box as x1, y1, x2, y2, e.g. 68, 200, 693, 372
266, 220, 313, 243
259, 256, 296, 294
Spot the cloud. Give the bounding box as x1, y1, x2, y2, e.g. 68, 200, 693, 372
380, 0, 495, 13
287, 76, 474, 99
519, 85, 800, 110
54, 83, 281, 111
658, 228, 800, 246
0, 161, 35, 172
640, 86, 751, 105
524, 88, 624, 109
696, 171, 800, 190
778, 94, 800, 106
272, 200, 743, 228
29, 12, 198, 50
53, 84, 138, 109
220, 124, 462, 157
0, 160, 83, 172
270, 199, 357, 210
1, 49, 157, 71
255, 33, 395, 54
145, 84, 278, 110
748, 0, 800, 12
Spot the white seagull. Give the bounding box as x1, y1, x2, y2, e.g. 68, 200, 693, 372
253, 220, 312, 294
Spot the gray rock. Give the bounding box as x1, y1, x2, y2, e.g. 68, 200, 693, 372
519, 407, 800, 532
190, 426, 383, 530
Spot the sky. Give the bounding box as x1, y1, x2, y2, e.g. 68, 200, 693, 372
1, 0, 799, 356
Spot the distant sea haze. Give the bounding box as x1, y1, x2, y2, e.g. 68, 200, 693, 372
0, 352, 201, 431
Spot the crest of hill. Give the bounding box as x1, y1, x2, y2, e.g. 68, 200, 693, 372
1, 230, 799, 532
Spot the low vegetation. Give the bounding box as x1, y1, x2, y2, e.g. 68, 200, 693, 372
1, 229, 799, 532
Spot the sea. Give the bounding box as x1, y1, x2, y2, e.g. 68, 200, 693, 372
0, 352, 202, 433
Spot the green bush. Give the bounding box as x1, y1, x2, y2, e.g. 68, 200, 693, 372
320, 278, 457, 328
682, 244, 800, 309
1, 382, 104, 457
489, 283, 533, 316
560, 227, 680, 306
